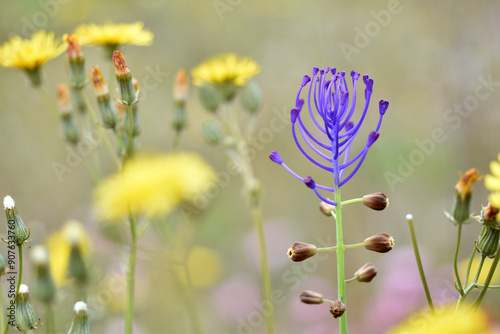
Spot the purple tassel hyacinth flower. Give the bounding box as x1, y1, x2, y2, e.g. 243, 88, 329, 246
270, 67, 389, 205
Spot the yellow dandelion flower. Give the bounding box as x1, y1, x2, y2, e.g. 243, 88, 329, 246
485, 153, 500, 208
0, 30, 65, 86
94, 153, 215, 221
191, 53, 261, 87
74, 22, 153, 49
388, 304, 494, 334
45, 220, 91, 287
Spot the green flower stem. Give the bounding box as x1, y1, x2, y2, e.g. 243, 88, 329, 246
334, 190, 348, 334
35, 86, 59, 118
474, 283, 500, 289
250, 204, 275, 334
80, 91, 121, 169
113, 128, 126, 155
81, 153, 100, 184
406, 215, 435, 315
45, 303, 55, 334
457, 255, 486, 309
125, 214, 138, 334
322, 298, 334, 304
340, 198, 363, 206
453, 224, 465, 295
344, 277, 358, 283
172, 131, 182, 151
224, 103, 275, 334
464, 248, 476, 286
317, 243, 364, 252
3, 246, 23, 334
125, 104, 134, 162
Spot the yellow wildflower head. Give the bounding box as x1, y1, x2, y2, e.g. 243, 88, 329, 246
94, 153, 215, 221
0, 30, 65, 86
191, 53, 261, 87
45, 220, 91, 287
455, 168, 480, 200
389, 304, 494, 334
74, 22, 153, 49
485, 153, 500, 208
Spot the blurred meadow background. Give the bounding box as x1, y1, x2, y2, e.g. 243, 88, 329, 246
1, 0, 500, 333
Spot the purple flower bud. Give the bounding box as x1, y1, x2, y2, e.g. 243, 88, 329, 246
367, 131, 379, 147
312, 67, 319, 75
291, 107, 300, 124
351, 70, 360, 80
345, 121, 354, 131
379, 100, 389, 115
303, 176, 316, 189
301, 75, 311, 87
269, 151, 283, 164
296, 98, 305, 111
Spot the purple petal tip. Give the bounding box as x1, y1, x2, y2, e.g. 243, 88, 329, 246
312, 67, 319, 75
367, 131, 379, 147
351, 70, 360, 80
303, 176, 316, 189
291, 108, 300, 124
296, 98, 305, 111
345, 121, 354, 131
379, 100, 389, 115
301, 75, 311, 87
269, 151, 283, 164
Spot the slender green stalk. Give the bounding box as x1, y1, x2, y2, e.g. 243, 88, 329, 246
3, 246, 23, 334
125, 214, 137, 334
464, 248, 476, 286
113, 128, 126, 154
340, 198, 363, 206
45, 303, 55, 334
125, 105, 134, 161
474, 283, 500, 289
453, 224, 464, 295
344, 277, 358, 283
35, 86, 59, 118
81, 154, 100, 184
79, 91, 121, 169
317, 243, 364, 252
457, 255, 486, 309
251, 205, 275, 334
406, 215, 435, 315
471, 249, 500, 308
172, 131, 182, 151
334, 191, 348, 334
224, 103, 275, 334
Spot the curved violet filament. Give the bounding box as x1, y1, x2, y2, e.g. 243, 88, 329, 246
307, 71, 326, 133
339, 146, 368, 170
339, 142, 352, 181
298, 120, 333, 162
339, 149, 369, 187
281, 162, 336, 192
339, 73, 359, 131
313, 188, 337, 205
375, 113, 384, 132
292, 121, 333, 172
298, 114, 331, 150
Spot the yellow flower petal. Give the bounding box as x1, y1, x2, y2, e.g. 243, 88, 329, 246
490, 160, 500, 177
74, 22, 153, 47
187, 247, 223, 288
485, 175, 500, 191
488, 193, 500, 208
191, 53, 261, 87
389, 304, 494, 334
0, 30, 64, 71
93, 153, 215, 221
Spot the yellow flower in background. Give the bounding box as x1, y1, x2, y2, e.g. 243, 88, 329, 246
74, 22, 153, 48
191, 53, 261, 87
0, 30, 65, 70
0, 30, 65, 86
459, 256, 500, 285
45, 220, 91, 286
187, 247, 223, 288
485, 153, 500, 208
94, 153, 215, 221
388, 304, 494, 334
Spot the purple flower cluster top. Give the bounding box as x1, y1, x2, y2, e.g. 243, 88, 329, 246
270, 67, 389, 205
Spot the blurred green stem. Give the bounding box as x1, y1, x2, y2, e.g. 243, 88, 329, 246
406, 215, 435, 315
35, 86, 59, 118
125, 214, 138, 334
224, 103, 275, 334
45, 303, 55, 334
125, 104, 134, 162
317, 243, 364, 252
458, 254, 485, 309
464, 248, 476, 286
453, 224, 465, 295
340, 198, 363, 206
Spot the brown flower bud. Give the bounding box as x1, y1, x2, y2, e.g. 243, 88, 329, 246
447, 168, 480, 224
362, 192, 388, 211
364, 233, 394, 253
287, 242, 317, 262
484, 205, 499, 221
174, 69, 189, 102
319, 200, 336, 216
330, 300, 346, 318
354, 263, 377, 282
299, 290, 324, 304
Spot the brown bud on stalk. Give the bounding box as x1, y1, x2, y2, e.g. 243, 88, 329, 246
484, 205, 499, 221
330, 300, 346, 318
299, 290, 324, 304
319, 200, 336, 216
364, 233, 394, 253
287, 242, 317, 262
174, 69, 189, 102
354, 263, 377, 282
362, 192, 388, 211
